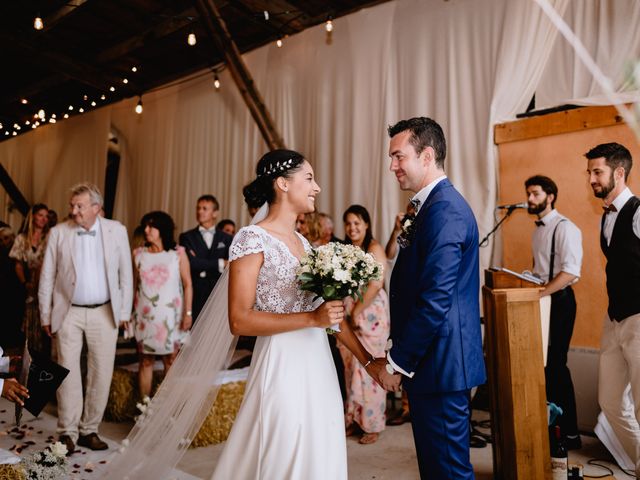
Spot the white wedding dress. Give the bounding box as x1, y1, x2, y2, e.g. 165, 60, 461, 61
211, 225, 347, 480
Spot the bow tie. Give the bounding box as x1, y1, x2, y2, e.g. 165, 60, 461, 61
77, 230, 96, 237
603, 204, 617, 214
199, 227, 215, 234
535, 220, 545, 227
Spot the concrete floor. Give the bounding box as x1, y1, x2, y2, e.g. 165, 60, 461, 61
0, 398, 630, 479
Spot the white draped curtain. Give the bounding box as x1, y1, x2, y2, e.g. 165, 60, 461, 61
0, 0, 630, 273
536, 0, 640, 109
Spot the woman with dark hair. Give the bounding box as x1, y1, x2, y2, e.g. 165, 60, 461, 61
132, 211, 193, 399
210, 149, 380, 479
216, 218, 236, 237
9, 203, 50, 356
339, 204, 390, 444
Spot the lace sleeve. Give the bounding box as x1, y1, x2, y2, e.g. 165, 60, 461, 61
229, 226, 265, 261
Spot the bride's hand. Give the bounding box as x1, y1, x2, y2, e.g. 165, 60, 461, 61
311, 300, 345, 328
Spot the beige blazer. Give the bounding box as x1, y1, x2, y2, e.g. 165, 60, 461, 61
39, 217, 133, 334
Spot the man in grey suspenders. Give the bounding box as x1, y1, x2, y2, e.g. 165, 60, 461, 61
525, 175, 583, 449
586, 143, 640, 475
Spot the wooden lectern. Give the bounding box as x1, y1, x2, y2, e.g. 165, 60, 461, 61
482, 269, 551, 480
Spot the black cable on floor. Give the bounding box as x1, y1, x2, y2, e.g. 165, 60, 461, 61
582, 458, 635, 478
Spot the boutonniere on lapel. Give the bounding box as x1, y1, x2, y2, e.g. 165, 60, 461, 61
396, 199, 421, 249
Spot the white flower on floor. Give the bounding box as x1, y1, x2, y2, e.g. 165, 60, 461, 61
49, 441, 68, 458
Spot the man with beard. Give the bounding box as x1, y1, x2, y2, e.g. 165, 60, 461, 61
525, 175, 583, 449
586, 142, 640, 475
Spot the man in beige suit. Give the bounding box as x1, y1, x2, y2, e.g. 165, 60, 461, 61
39, 183, 133, 454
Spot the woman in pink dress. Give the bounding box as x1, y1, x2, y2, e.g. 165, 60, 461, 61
132, 211, 193, 399
339, 204, 390, 444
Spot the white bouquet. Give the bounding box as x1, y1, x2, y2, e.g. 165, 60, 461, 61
297, 242, 383, 333
20, 442, 68, 480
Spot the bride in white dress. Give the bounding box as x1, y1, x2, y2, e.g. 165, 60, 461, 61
212, 150, 380, 479
101, 150, 382, 480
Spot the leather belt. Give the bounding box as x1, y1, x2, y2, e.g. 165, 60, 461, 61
71, 300, 110, 309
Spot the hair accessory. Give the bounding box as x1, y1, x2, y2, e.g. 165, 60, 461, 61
259, 158, 295, 177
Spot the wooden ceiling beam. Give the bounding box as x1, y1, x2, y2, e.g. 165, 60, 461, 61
96, 8, 198, 64
0, 32, 138, 96
194, 0, 285, 150
41, 0, 89, 33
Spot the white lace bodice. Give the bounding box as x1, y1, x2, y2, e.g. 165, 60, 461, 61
229, 225, 318, 314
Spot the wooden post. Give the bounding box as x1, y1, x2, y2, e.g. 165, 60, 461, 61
0, 163, 29, 216
194, 0, 285, 150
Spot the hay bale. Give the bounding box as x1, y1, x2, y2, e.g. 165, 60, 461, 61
0, 464, 24, 480
104, 368, 164, 422
190, 381, 246, 448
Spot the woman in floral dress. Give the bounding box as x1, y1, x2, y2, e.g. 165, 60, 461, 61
9, 203, 50, 357
133, 211, 193, 398
339, 204, 390, 444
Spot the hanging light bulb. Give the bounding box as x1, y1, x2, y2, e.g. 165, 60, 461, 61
68, 105, 74, 111
25, 120, 30, 126
49, 118, 56, 124
131, 66, 138, 72
325, 19, 333, 32
63, 113, 69, 119
37, 109, 45, 120
276, 37, 283, 48
135, 97, 143, 114
91, 101, 96, 106
79, 108, 84, 113
51, 114, 56, 119
12, 131, 17, 136
187, 32, 197, 46
109, 86, 115, 92
83, 95, 88, 100
123, 78, 129, 84
213, 73, 221, 90
100, 94, 106, 100
34, 16, 43, 30
20, 98, 28, 105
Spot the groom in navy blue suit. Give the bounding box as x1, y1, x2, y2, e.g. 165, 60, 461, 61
378, 117, 486, 479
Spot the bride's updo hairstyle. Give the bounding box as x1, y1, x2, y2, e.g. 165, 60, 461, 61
243, 149, 306, 206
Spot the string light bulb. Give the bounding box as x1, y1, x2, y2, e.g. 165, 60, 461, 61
79, 108, 84, 113
91, 101, 96, 106
325, 19, 333, 32
34, 16, 43, 30
63, 113, 69, 119
131, 66, 138, 72
109, 86, 115, 92
100, 94, 106, 100
123, 78, 129, 84
68, 105, 74, 111
276, 37, 283, 48
187, 32, 197, 46
135, 97, 143, 114
37, 109, 45, 120
213, 73, 221, 90
20, 98, 28, 105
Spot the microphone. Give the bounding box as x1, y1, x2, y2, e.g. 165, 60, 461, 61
496, 202, 528, 210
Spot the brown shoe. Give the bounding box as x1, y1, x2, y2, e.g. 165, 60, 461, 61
58, 435, 75, 456
77, 433, 108, 451
386, 412, 411, 426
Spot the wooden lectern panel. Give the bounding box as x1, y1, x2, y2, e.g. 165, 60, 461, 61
483, 269, 550, 480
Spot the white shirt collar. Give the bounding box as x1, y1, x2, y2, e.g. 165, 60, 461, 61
76, 218, 100, 234
411, 175, 447, 212
610, 187, 633, 212
538, 209, 559, 224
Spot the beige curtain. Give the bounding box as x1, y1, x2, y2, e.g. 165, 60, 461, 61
0, 0, 627, 274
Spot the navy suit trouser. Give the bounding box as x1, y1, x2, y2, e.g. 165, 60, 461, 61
407, 388, 474, 480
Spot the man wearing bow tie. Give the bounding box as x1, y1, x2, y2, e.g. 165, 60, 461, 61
39, 183, 133, 455
586, 142, 640, 475
179, 195, 232, 323
525, 175, 583, 449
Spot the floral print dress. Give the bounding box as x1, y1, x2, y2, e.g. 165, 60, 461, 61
133, 247, 187, 355
340, 289, 390, 433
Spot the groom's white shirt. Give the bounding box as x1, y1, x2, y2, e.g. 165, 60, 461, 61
387, 175, 447, 378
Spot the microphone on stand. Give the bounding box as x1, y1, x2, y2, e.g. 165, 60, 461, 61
496, 202, 528, 210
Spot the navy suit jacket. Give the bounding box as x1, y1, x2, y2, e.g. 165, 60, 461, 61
178, 227, 232, 319
389, 179, 486, 394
